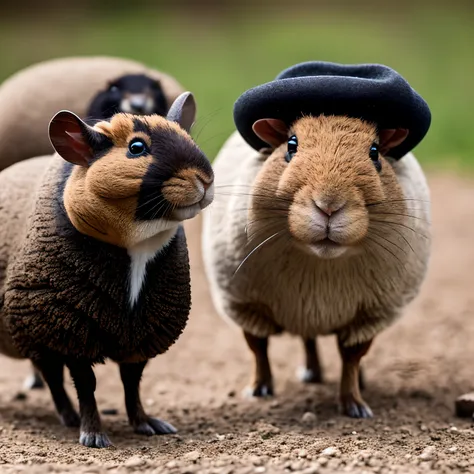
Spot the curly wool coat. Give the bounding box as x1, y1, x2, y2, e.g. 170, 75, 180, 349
0, 156, 190, 363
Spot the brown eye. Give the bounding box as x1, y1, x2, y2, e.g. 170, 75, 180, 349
128, 140, 148, 157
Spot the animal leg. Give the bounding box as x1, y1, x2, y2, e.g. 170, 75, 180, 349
23, 363, 45, 390
66, 360, 112, 448
298, 338, 324, 384
33, 358, 79, 427
337, 337, 373, 418
119, 361, 177, 435
243, 331, 273, 397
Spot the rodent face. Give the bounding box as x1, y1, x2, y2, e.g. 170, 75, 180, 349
50, 96, 214, 247
251, 115, 405, 259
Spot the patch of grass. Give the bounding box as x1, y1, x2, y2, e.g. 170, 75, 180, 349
0, 6, 472, 167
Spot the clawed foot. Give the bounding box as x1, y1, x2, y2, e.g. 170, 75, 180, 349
243, 382, 274, 398
134, 417, 177, 436
341, 396, 373, 418
297, 367, 323, 384
79, 431, 113, 448
59, 409, 80, 428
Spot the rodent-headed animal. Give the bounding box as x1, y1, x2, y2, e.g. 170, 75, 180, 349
0, 92, 214, 447
87, 74, 169, 119
0, 56, 184, 171
202, 62, 431, 418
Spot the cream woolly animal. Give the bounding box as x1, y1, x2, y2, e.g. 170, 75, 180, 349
0, 56, 184, 171
202, 62, 431, 418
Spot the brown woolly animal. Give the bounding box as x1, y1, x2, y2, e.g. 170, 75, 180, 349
202, 115, 431, 418
0, 92, 214, 448
0, 56, 184, 172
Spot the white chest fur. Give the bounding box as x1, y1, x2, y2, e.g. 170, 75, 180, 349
127, 226, 178, 307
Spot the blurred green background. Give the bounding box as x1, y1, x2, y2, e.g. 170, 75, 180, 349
0, 0, 472, 169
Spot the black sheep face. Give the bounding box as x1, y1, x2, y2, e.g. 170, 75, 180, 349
87, 74, 169, 120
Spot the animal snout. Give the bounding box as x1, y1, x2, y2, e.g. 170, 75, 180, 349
130, 95, 147, 112
314, 199, 345, 217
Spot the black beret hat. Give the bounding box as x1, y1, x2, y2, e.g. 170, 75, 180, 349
233, 61, 431, 159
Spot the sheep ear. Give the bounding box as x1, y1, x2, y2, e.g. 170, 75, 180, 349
252, 119, 288, 148
379, 128, 409, 155
49, 111, 98, 167
166, 91, 196, 133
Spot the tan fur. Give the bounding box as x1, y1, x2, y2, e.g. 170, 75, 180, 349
0, 56, 185, 171
63, 114, 206, 248
202, 116, 431, 347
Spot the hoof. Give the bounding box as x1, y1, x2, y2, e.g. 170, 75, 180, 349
243, 383, 274, 398
59, 410, 80, 428
341, 397, 373, 419
297, 367, 323, 384
134, 417, 177, 436
23, 373, 45, 390
79, 431, 113, 448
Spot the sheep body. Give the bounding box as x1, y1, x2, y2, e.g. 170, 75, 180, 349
0, 56, 184, 171
203, 131, 430, 345
1, 156, 190, 362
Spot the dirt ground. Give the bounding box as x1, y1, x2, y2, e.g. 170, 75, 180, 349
1, 173, 474, 474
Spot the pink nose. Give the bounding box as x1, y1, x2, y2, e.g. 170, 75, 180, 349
314, 200, 345, 217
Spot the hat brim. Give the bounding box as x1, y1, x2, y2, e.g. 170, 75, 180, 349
233, 62, 431, 159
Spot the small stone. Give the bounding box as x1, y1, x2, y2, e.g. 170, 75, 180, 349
420, 424, 428, 432
166, 460, 178, 468
320, 447, 340, 458
455, 392, 474, 418
419, 446, 437, 461
301, 412, 317, 424
447, 446, 457, 453
124, 456, 146, 468
383, 426, 391, 432
298, 449, 308, 458
290, 461, 304, 471
254, 468, 266, 473
185, 450, 201, 462
449, 426, 459, 432
317, 457, 328, 466
215, 434, 226, 441
270, 400, 280, 409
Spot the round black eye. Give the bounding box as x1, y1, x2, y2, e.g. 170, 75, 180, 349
285, 135, 298, 163
109, 85, 119, 93
128, 140, 147, 157
369, 142, 381, 172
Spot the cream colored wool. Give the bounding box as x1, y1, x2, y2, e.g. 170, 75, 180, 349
0, 56, 184, 171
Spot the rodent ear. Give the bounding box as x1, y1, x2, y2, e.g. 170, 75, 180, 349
166, 91, 196, 133
379, 129, 409, 155
49, 111, 106, 167
252, 119, 288, 148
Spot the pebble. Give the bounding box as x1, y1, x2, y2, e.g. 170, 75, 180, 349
297, 449, 308, 458
166, 460, 178, 468
419, 446, 437, 461
320, 447, 340, 458
124, 456, 146, 468
301, 412, 317, 424
254, 467, 266, 473
317, 456, 328, 466
455, 392, 474, 418
185, 450, 201, 462
447, 446, 458, 453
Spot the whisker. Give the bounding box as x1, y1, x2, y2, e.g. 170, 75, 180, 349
233, 231, 283, 277
370, 219, 429, 239
365, 235, 404, 267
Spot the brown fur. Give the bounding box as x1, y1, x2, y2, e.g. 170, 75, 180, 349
202, 114, 431, 417
63, 114, 211, 248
